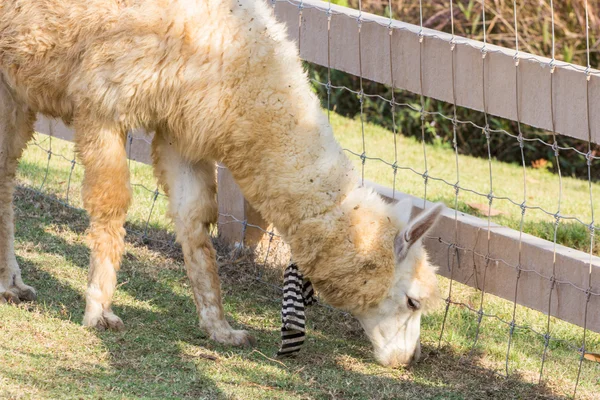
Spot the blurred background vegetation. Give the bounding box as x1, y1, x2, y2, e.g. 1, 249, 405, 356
306, 0, 600, 180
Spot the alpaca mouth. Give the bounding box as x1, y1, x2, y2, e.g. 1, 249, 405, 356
374, 341, 421, 367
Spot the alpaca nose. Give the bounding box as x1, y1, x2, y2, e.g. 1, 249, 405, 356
376, 346, 417, 367
411, 341, 422, 364
391, 340, 421, 367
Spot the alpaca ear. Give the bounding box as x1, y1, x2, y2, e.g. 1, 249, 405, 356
394, 203, 444, 260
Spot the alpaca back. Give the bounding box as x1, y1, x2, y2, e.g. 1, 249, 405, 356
0, 0, 124, 119
0, 0, 244, 123
0, 0, 357, 233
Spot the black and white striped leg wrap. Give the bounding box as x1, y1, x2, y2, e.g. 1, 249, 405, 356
276, 263, 315, 358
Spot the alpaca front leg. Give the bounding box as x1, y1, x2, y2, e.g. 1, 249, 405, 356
0, 80, 36, 304
152, 136, 254, 346
179, 225, 254, 346
77, 125, 131, 330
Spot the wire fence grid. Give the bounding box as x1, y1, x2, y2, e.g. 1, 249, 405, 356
12, 0, 600, 397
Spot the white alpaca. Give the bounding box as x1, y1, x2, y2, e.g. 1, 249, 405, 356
0, 0, 441, 365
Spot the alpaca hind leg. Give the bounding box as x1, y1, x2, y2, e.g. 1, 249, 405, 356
77, 124, 131, 330
0, 79, 36, 304
152, 135, 255, 346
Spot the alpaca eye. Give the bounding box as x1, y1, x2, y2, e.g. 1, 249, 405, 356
407, 297, 421, 311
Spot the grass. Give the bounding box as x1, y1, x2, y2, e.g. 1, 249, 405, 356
1, 112, 599, 399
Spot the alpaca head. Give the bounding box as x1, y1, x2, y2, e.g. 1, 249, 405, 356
290, 189, 442, 368
353, 199, 443, 367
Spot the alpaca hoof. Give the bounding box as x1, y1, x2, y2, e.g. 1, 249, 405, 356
239, 331, 257, 347
83, 311, 125, 332
0, 281, 36, 303
2, 289, 20, 304
212, 329, 256, 347
17, 286, 37, 302
83, 314, 106, 331
103, 311, 125, 331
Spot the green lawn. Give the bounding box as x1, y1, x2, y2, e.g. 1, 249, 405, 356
1, 112, 599, 399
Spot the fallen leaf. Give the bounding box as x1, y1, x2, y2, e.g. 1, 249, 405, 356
467, 203, 506, 217
584, 352, 600, 363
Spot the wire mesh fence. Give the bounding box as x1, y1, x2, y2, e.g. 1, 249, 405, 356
13, 0, 600, 396
289, 0, 599, 395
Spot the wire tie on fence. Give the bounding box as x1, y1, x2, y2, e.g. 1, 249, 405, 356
513, 53, 520, 67
520, 201, 526, 216
358, 89, 364, 104
586, 150, 594, 166
585, 67, 591, 81
418, 30, 424, 43
552, 212, 560, 227
483, 125, 490, 140
422, 171, 429, 185
477, 308, 484, 324
481, 46, 487, 58
360, 152, 366, 165
579, 345, 586, 359
450, 38, 456, 52
454, 182, 460, 196
391, 161, 398, 175
517, 133, 524, 148
509, 320, 516, 335
589, 224, 596, 237
551, 142, 559, 157
325, 81, 331, 95
486, 191, 493, 205
543, 333, 551, 346
549, 59, 556, 74
153, 188, 159, 201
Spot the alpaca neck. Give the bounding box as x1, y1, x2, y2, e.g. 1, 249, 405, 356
168, 2, 359, 237
218, 112, 358, 239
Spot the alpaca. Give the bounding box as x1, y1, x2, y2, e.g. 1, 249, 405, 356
0, 0, 442, 366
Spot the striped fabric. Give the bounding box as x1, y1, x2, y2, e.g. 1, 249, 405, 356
276, 263, 315, 358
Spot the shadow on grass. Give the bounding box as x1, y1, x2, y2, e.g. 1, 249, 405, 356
5, 186, 574, 399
